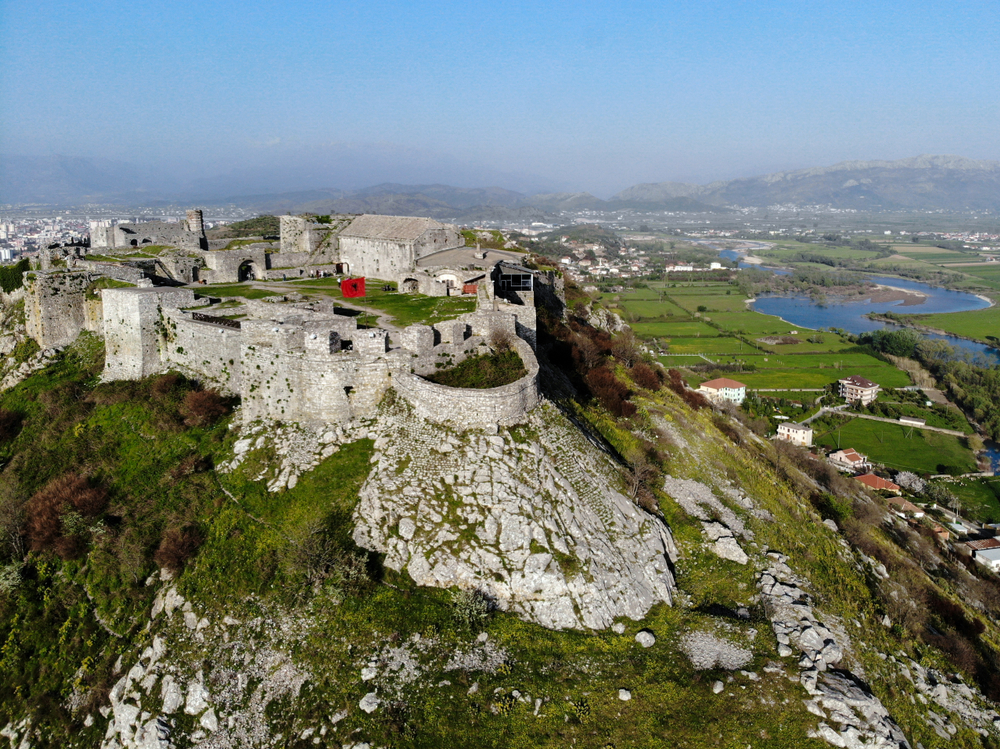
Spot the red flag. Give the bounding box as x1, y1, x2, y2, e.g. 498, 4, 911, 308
341, 277, 366, 298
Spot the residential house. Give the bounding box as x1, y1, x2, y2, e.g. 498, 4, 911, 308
974, 547, 1000, 572
855, 473, 901, 495
776, 422, 813, 447
698, 378, 746, 405
828, 448, 869, 473
886, 496, 924, 518
839, 375, 880, 405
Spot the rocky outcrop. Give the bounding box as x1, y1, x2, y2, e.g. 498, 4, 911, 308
759, 552, 911, 749
352, 398, 677, 630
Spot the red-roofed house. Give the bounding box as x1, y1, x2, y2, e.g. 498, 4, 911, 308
855, 473, 901, 494
698, 377, 746, 405
829, 448, 870, 473
886, 496, 925, 518
839, 375, 880, 405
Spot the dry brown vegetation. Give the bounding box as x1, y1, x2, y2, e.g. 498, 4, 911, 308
25, 473, 108, 560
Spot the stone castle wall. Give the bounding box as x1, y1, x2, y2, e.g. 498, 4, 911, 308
391, 337, 540, 429
24, 271, 105, 348
102, 288, 196, 380
162, 312, 243, 392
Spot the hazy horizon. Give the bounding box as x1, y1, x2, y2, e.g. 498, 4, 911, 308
2, 0, 998, 199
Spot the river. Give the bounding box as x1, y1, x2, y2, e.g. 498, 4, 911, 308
719, 248, 999, 362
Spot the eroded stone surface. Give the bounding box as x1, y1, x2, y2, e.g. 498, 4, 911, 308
353, 401, 678, 630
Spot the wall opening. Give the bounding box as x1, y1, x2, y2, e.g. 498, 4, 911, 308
401, 278, 419, 292
238, 261, 256, 282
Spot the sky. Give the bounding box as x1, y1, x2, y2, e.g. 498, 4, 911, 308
1, 0, 999, 197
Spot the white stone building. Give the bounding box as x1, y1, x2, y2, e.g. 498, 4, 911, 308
698, 377, 746, 405
776, 422, 813, 447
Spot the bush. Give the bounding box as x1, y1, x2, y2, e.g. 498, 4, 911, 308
630, 363, 661, 391
180, 389, 228, 427
153, 526, 203, 574
0, 409, 22, 442
25, 473, 108, 559
450, 588, 493, 631
585, 367, 636, 417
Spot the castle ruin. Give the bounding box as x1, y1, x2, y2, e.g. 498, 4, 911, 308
22, 212, 557, 431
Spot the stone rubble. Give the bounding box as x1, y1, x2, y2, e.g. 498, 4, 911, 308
759, 552, 910, 749
679, 631, 753, 671
353, 401, 678, 630
219, 418, 371, 492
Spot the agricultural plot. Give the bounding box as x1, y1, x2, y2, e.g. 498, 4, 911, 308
668, 293, 750, 314
898, 306, 1000, 345
665, 337, 754, 355
706, 311, 805, 337
814, 419, 977, 475
632, 321, 720, 338
656, 354, 711, 368
735, 364, 911, 390
617, 298, 692, 318
948, 478, 1000, 524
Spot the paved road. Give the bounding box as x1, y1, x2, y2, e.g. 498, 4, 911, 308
801, 405, 968, 437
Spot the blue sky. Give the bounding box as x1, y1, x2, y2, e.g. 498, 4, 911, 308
1, 0, 998, 196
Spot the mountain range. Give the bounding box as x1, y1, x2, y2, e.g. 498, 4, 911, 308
3, 154, 1000, 215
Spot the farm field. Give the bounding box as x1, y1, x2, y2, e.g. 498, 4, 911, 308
665, 337, 758, 355
614, 298, 692, 318
947, 477, 1000, 524
813, 418, 977, 475
897, 305, 1000, 345
657, 354, 711, 368
631, 321, 720, 338
735, 365, 911, 390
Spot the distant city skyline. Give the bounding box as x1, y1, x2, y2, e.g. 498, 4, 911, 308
1, 0, 998, 197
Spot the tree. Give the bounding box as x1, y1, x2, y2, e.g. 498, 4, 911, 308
611, 330, 641, 367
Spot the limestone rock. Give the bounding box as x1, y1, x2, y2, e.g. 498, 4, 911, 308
635, 630, 656, 648
359, 692, 381, 714
353, 402, 677, 630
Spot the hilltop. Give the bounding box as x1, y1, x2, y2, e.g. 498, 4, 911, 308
2, 271, 1000, 747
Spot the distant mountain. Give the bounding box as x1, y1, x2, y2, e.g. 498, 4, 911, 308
0, 154, 174, 204
613, 155, 1000, 211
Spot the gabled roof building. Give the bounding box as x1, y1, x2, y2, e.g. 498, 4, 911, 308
839, 375, 880, 405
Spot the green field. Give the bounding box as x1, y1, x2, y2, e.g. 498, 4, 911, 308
898, 304, 1000, 345
737, 366, 911, 390
948, 477, 1000, 523
814, 418, 977, 475
665, 337, 758, 355
632, 321, 720, 338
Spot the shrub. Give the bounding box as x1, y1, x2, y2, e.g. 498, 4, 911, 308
153, 526, 203, 574
489, 328, 514, 352
450, 588, 493, 631
25, 473, 108, 558
0, 409, 22, 442
151, 373, 182, 398
630, 363, 661, 391
585, 367, 636, 417
180, 389, 228, 427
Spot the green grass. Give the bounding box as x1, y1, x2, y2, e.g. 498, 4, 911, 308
814, 418, 977, 474
737, 365, 911, 390
948, 477, 1000, 523
423, 350, 526, 388
288, 278, 478, 326
196, 283, 281, 299
664, 337, 757, 355
632, 321, 720, 338
896, 304, 1000, 345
